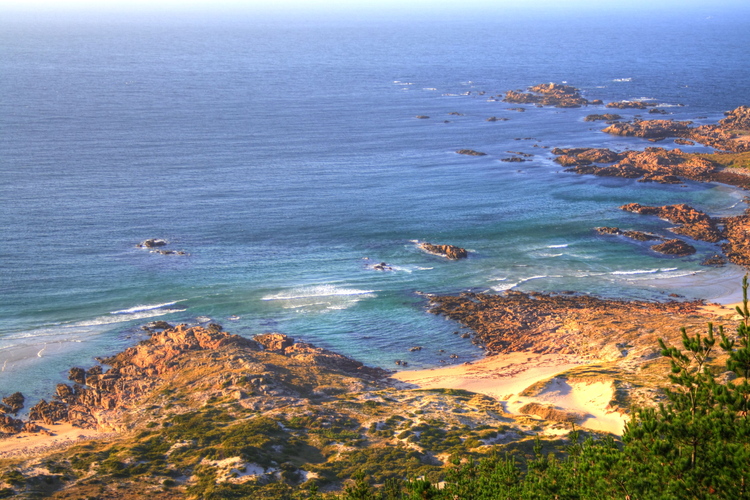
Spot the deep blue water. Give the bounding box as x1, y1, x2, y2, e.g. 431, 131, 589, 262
2, 8, 750, 403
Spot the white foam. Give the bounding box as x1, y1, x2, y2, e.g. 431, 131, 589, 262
262, 285, 377, 302
491, 282, 518, 292
547, 244, 569, 248
516, 275, 563, 285
111, 301, 181, 315
623, 269, 703, 282
610, 267, 677, 276
539, 253, 563, 258
613, 78, 632, 82
423, 87, 437, 91
76, 308, 186, 327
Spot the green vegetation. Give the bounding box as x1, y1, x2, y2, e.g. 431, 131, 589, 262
697, 151, 750, 169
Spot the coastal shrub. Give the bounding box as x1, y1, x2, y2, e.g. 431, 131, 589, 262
0, 470, 24, 487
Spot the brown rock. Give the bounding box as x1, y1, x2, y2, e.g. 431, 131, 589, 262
584, 114, 622, 122
419, 243, 469, 260
456, 149, 487, 156
1, 392, 24, 414
720, 105, 750, 130
254, 333, 295, 352
606, 101, 657, 109
620, 203, 722, 243
651, 239, 696, 256
503, 83, 589, 108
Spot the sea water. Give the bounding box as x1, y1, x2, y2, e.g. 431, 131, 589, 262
2, 7, 750, 404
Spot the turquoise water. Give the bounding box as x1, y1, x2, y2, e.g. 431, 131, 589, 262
2, 8, 750, 403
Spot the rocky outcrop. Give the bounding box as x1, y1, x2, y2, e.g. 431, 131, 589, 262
552, 148, 623, 166
603, 119, 693, 139
602, 108, 750, 152
555, 147, 717, 184
137, 238, 167, 248
456, 149, 487, 156
428, 290, 705, 356
720, 105, 750, 130
620, 203, 723, 243
256, 333, 382, 375
584, 114, 622, 122
16, 325, 386, 434
419, 243, 468, 260
651, 239, 696, 256
594, 227, 660, 241
1, 393, 24, 415
606, 101, 657, 109
137, 238, 187, 256
721, 210, 750, 268
503, 83, 589, 108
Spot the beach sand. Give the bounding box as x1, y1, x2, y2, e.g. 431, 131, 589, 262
0, 422, 113, 458
392, 352, 628, 435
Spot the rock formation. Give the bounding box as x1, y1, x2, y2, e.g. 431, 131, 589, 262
602, 108, 750, 152
720, 105, 750, 130
651, 239, 696, 256
606, 101, 657, 109
419, 243, 468, 260
137, 238, 167, 248
456, 149, 487, 156
554, 147, 717, 184
17, 325, 385, 434
503, 83, 589, 108
584, 114, 622, 122
620, 203, 722, 243
428, 290, 705, 356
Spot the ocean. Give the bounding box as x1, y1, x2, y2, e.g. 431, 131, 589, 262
2, 6, 750, 404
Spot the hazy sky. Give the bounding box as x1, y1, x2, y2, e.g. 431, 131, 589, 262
1, 0, 748, 14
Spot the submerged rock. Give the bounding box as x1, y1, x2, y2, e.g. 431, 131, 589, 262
456, 149, 487, 156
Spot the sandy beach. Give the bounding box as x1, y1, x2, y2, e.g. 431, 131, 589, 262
392, 351, 630, 435
0, 422, 113, 459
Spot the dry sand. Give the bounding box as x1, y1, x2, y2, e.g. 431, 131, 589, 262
0, 422, 113, 458
392, 351, 628, 435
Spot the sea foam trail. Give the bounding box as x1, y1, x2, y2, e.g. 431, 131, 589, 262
610, 268, 677, 276
262, 285, 378, 301
111, 301, 183, 314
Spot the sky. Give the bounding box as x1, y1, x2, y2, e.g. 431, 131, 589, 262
1, 0, 748, 14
